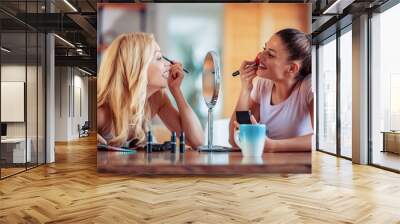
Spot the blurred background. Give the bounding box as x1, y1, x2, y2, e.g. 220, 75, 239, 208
97, 3, 311, 144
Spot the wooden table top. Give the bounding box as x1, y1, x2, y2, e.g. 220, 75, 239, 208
97, 148, 311, 175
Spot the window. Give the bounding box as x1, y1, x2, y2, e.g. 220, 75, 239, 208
0, 1, 47, 179
340, 28, 352, 158
370, 2, 400, 171
317, 36, 337, 154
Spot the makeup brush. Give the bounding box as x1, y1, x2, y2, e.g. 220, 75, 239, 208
162, 56, 189, 74
232, 53, 260, 77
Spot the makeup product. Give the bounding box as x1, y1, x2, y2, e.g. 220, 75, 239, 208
236, 111, 252, 124
162, 56, 189, 74
232, 53, 260, 77
179, 131, 185, 153
170, 131, 177, 153
146, 131, 153, 153
97, 144, 136, 152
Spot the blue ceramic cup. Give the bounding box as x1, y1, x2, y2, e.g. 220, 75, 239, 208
234, 124, 267, 157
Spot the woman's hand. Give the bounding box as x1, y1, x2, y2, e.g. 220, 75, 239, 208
232, 115, 274, 152
97, 133, 107, 145
238, 60, 258, 93
168, 61, 184, 95
232, 114, 258, 130
157, 61, 205, 148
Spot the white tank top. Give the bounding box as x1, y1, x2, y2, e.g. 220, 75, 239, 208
250, 75, 313, 139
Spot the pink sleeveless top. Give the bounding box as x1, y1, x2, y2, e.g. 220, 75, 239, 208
250, 76, 313, 139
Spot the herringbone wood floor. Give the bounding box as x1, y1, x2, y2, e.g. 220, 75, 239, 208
1, 135, 400, 224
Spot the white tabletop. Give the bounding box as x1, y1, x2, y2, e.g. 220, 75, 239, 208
1, 138, 28, 143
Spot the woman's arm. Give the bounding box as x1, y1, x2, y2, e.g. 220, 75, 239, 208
97, 107, 108, 145
231, 98, 314, 152
97, 133, 107, 145
264, 134, 312, 152
157, 63, 204, 148
229, 98, 259, 148
159, 91, 204, 148
231, 118, 312, 152
228, 60, 260, 148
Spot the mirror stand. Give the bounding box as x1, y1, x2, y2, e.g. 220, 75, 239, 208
198, 51, 231, 152
198, 107, 229, 152
207, 107, 213, 149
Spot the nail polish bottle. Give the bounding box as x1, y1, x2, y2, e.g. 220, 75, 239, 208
171, 131, 176, 153
146, 131, 152, 153
179, 131, 185, 153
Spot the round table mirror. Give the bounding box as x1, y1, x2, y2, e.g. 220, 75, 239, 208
198, 51, 230, 152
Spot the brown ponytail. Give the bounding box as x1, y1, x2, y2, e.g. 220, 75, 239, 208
275, 28, 311, 80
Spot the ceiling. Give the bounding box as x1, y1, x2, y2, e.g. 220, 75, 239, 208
0, 0, 394, 75
311, 0, 390, 43
0, 0, 97, 74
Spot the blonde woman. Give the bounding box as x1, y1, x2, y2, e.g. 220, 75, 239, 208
97, 32, 204, 148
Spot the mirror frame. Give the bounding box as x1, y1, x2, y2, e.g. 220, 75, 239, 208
202, 51, 221, 108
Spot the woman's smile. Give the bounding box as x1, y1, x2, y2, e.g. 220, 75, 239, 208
258, 63, 267, 70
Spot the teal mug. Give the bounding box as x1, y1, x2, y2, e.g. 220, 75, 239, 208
234, 124, 267, 157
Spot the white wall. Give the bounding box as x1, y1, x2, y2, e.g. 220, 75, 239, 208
1, 65, 38, 137
55, 67, 69, 141
1, 64, 46, 164
54, 67, 89, 141
72, 72, 89, 138
1, 66, 26, 130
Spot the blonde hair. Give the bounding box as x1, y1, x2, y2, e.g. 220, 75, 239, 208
97, 32, 155, 147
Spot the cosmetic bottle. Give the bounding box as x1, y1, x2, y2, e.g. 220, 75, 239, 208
179, 131, 185, 153
171, 131, 176, 153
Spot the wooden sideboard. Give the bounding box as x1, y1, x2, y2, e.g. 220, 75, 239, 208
382, 131, 400, 154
